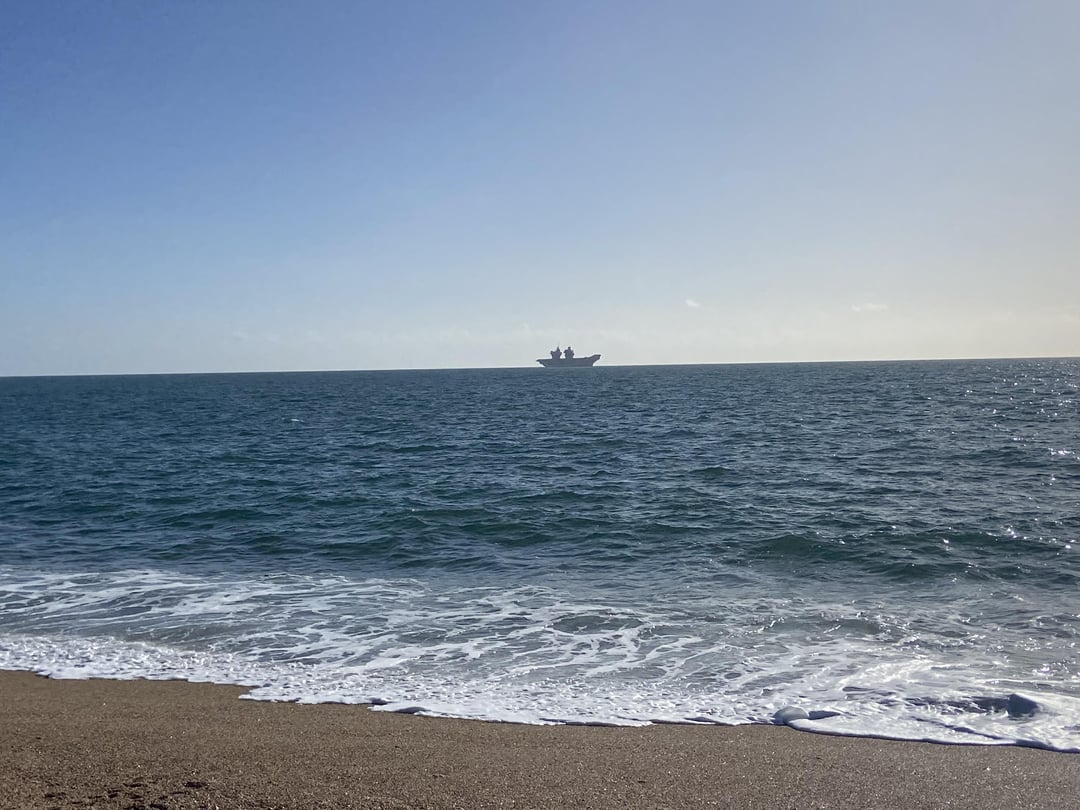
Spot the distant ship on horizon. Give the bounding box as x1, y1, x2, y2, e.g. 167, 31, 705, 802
536, 346, 601, 367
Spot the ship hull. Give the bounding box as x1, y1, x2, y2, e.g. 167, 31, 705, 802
536, 354, 601, 367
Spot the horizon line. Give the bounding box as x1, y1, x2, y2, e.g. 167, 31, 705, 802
2, 354, 1078, 380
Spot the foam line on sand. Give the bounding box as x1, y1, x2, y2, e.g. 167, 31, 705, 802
2, 671, 1077, 809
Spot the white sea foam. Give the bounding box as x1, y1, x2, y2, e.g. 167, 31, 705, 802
2, 564, 1079, 751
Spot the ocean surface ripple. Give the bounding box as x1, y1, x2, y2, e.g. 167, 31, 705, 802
1, 360, 1078, 750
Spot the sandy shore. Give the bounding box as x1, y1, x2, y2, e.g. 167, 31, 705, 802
2, 670, 1077, 809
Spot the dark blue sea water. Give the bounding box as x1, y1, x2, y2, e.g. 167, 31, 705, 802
1, 360, 1078, 750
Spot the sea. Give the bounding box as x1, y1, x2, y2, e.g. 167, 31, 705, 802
1, 359, 1078, 752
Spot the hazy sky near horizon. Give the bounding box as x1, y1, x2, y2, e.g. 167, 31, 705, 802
3, 0, 1078, 374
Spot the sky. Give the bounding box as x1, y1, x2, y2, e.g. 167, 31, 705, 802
2, 0, 1078, 374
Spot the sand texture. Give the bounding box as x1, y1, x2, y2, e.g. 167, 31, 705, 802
2, 670, 1078, 809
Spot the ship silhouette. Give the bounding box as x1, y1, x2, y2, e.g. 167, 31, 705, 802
536, 346, 601, 367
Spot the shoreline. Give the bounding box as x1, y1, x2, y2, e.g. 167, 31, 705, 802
3, 670, 1078, 809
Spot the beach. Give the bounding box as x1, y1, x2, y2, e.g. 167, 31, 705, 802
2, 671, 1077, 810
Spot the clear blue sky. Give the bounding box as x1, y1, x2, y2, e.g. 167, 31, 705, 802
3, 0, 1078, 374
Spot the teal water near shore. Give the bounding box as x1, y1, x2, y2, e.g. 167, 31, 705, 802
1, 360, 1078, 750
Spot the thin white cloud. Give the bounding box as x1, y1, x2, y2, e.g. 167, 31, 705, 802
685, 298, 702, 309
852, 302, 888, 313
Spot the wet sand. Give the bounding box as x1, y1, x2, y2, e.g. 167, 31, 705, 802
2, 670, 1077, 809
